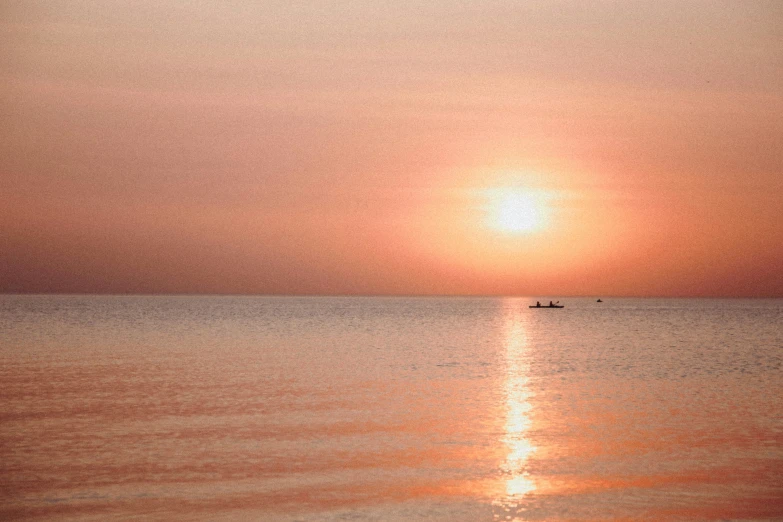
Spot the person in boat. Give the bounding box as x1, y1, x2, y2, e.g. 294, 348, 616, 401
549, 301, 554, 307
536, 301, 541, 307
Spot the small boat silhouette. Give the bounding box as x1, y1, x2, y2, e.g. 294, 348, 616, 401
529, 301, 564, 309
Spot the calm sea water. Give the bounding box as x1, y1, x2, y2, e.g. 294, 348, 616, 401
1, 295, 781, 521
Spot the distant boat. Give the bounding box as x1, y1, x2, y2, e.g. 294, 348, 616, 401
596, 299, 603, 302
529, 303, 564, 309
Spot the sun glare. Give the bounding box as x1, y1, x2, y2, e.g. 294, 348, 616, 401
487, 190, 547, 234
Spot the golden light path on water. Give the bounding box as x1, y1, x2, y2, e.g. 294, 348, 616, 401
494, 300, 536, 513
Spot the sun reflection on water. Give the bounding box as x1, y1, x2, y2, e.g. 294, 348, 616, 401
495, 300, 536, 509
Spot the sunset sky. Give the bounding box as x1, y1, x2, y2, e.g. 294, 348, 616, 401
2, 1, 781, 296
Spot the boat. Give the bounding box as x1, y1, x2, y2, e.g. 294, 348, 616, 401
596, 299, 603, 302
529, 303, 564, 309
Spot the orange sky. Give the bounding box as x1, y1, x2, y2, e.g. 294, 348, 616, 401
1, 1, 781, 296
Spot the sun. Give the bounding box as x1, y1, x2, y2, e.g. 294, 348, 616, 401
487, 190, 547, 234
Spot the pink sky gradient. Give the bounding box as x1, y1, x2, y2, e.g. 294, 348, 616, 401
1, 1, 781, 296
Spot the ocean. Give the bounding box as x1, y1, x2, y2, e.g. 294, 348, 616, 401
1, 295, 781, 520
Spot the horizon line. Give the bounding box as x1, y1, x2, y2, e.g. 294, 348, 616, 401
2, 292, 781, 299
